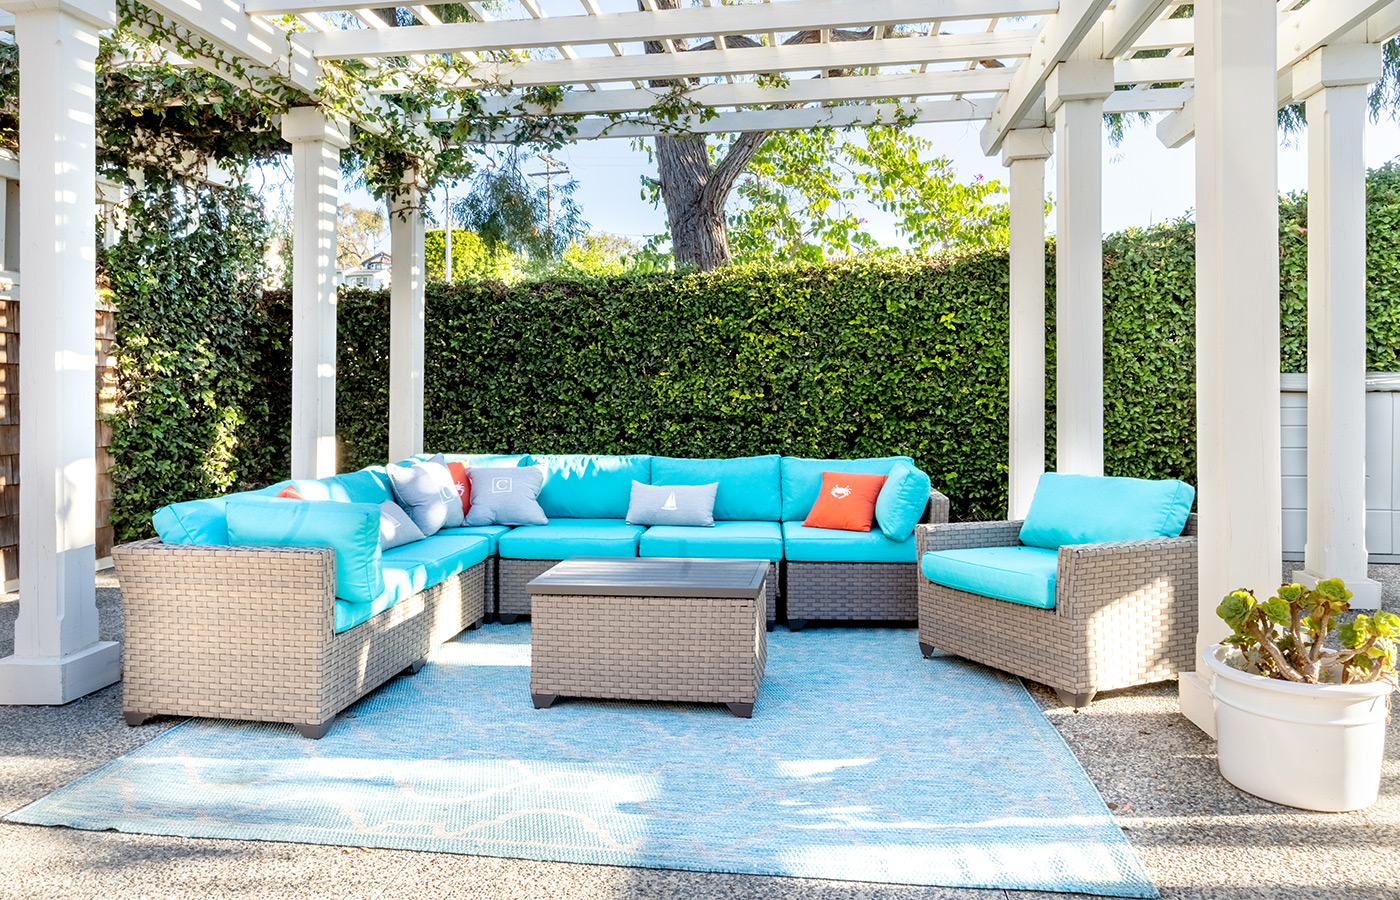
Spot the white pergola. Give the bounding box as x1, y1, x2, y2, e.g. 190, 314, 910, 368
0, 0, 1394, 739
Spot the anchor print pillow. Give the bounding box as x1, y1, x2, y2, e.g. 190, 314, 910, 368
625, 481, 719, 527
803, 471, 888, 532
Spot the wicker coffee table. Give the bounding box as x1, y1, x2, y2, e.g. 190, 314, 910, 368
526, 557, 768, 718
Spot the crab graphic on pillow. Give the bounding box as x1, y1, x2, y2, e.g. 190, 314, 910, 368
829, 484, 852, 499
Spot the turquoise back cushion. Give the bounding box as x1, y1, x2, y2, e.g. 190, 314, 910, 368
283, 469, 393, 505
874, 461, 933, 541
151, 486, 282, 544
1019, 473, 1196, 550
413, 453, 531, 468
780, 456, 915, 521
527, 454, 652, 519
651, 455, 782, 521
226, 496, 384, 605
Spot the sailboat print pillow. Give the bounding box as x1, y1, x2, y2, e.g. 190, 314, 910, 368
625, 481, 719, 527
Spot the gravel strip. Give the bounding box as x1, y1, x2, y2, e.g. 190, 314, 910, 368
0, 568, 1397, 900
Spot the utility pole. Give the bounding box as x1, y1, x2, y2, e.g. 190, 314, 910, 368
443, 183, 453, 285
528, 154, 569, 257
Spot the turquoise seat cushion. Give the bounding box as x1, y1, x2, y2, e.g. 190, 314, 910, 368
382, 533, 491, 593
921, 547, 1060, 610
1019, 473, 1196, 550
151, 485, 283, 545
332, 533, 491, 634
781, 456, 916, 521
497, 518, 643, 560
782, 521, 917, 564
874, 461, 933, 541
434, 524, 511, 555
651, 455, 782, 521
226, 497, 384, 605
528, 454, 652, 519
640, 521, 783, 562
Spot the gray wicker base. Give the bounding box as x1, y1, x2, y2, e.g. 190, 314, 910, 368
529, 590, 766, 717
113, 538, 486, 737
784, 561, 917, 627
499, 557, 778, 628
484, 556, 497, 620
914, 518, 1198, 703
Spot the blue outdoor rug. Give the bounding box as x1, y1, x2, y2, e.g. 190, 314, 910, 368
6, 625, 1155, 897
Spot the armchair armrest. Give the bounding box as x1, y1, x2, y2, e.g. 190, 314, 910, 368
916, 520, 1024, 557
1055, 534, 1199, 620
921, 488, 951, 525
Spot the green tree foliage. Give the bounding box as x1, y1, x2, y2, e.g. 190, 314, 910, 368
451, 147, 587, 262
424, 228, 520, 282
729, 127, 1017, 262
102, 180, 278, 542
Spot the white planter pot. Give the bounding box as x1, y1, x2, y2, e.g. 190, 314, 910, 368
1204, 645, 1393, 812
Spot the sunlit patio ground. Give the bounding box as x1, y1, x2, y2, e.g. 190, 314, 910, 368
1, 570, 1397, 900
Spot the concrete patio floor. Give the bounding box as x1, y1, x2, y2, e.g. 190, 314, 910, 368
1, 571, 1397, 900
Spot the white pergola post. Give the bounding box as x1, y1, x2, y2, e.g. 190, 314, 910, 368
1291, 43, 1384, 610
0, 0, 122, 705
388, 173, 426, 462
1045, 42, 1113, 476
1181, 0, 1282, 737
1002, 128, 1054, 519
282, 109, 350, 480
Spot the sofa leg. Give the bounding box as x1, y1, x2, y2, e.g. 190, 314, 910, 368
532, 693, 557, 710
295, 719, 333, 739
1055, 688, 1097, 711
403, 657, 427, 675
788, 618, 807, 632
726, 702, 754, 719
766, 620, 775, 633
123, 711, 150, 727
466, 617, 483, 631
498, 614, 521, 625
918, 642, 935, 660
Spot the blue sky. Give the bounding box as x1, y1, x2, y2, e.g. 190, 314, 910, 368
342, 114, 1400, 251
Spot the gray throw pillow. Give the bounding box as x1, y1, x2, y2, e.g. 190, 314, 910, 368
379, 500, 425, 550
465, 466, 547, 527
626, 481, 718, 527
386, 457, 461, 536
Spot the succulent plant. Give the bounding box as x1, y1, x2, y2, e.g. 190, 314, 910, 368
1216, 578, 1399, 687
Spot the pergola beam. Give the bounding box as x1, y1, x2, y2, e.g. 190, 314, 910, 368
299, 0, 1056, 59
465, 87, 1187, 142
981, 0, 1113, 154
1157, 0, 1394, 147
1102, 0, 1172, 58
141, 0, 320, 94
445, 29, 1035, 88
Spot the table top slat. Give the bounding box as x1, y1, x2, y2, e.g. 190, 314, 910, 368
526, 557, 769, 599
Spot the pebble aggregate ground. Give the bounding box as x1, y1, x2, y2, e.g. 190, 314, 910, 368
1, 568, 1397, 900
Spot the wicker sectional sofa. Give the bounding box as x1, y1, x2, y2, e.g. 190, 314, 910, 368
119, 452, 945, 736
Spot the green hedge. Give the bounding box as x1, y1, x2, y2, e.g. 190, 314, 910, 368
109, 162, 1400, 537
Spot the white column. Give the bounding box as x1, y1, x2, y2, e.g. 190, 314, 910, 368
1182, 0, 1281, 737
1046, 51, 1113, 476
1001, 128, 1054, 519
388, 173, 426, 462
282, 109, 350, 480
0, 0, 121, 705
1292, 44, 1384, 610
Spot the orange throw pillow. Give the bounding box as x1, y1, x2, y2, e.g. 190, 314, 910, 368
803, 471, 888, 532
275, 485, 304, 500
447, 461, 471, 517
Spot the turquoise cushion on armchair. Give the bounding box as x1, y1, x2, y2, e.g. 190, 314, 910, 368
1019, 473, 1195, 550
226, 497, 384, 605
921, 547, 1060, 609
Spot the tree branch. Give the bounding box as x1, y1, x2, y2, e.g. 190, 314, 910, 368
708, 130, 770, 205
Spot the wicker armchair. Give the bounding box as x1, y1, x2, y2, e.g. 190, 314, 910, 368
113, 539, 486, 738
914, 515, 1198, 708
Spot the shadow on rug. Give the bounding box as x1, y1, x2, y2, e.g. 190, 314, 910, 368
6, 625, 1155, 898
